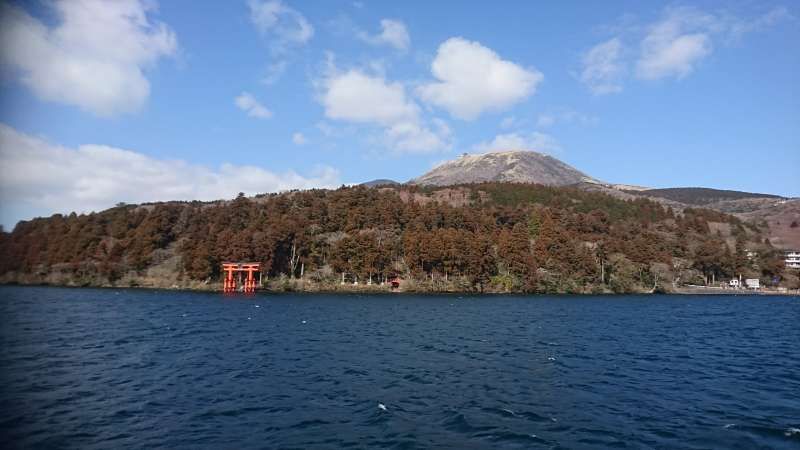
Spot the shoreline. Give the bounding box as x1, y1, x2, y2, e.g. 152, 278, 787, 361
2, 281, 798, 297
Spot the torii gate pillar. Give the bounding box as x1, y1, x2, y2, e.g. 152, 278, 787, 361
221, 262, 261, 293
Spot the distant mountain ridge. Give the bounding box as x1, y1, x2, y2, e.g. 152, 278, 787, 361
361, 179, 400, 187
627, 187, 784, 206
410, 151, 600, 187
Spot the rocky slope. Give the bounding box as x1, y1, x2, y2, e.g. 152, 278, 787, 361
410, 151, 600, 187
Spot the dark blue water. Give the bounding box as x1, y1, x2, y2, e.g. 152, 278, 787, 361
1, 286, 798, 449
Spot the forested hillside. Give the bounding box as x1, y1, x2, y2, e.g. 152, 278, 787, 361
629, 187, 783, 205
0, 183, 793, 293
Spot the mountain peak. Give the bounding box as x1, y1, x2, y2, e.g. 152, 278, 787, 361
411, 150, 600, 186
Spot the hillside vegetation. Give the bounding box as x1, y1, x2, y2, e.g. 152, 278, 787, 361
630, 187, 783, 206
0, 183, 793, 293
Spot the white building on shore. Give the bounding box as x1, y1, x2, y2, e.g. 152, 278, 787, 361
785, 250, 800, 269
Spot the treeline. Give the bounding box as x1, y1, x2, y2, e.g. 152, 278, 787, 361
0, 183, 790, 293
628, 187, 782, 205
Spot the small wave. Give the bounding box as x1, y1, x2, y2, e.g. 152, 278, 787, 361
289, 419, 330, 429
402, 373, 431, 384
486, 431, 548, 445
519, 411, 550, 422
480, 406, 517, 418
786, 427, 800, 437
442, 412, 494, 434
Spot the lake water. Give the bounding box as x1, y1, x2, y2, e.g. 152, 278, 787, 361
0, 286, 798, 449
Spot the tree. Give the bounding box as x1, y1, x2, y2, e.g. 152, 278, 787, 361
464, 232, 496, 292
0, 182, 784, 293
692, 238, 725, 285
498, 222, 536, 290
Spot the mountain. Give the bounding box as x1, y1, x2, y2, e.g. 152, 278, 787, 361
410, 151, 600, 187
361, 179, 400, 187
407, 151, 798, 250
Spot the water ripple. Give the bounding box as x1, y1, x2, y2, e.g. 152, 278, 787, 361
0, 287, 798, 449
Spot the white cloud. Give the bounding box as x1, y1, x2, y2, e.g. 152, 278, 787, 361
358, 19, 410, 51
386, 118, 452, 154
727, 6, 792, 39
472, 132, 560, 154
634, 6, 790, 81
0, 124, 340, 229
417, 37, 543, 120
319, 67, 450, 153
262, 60, 288, 85
292, 132, 307, 145
235, 92, 272, 119
322, 69, 418, 125
0, 0, 177, 116
247, 0, 313, 84
248, 0, 313, 49
580, 37, 625, 94
583, 6, 790, 89
635, 8, 714, 80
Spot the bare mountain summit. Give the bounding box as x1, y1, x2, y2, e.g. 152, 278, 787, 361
411, 151, 600, 186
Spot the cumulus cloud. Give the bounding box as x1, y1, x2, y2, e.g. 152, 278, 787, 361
472, 132, 560, 154
322, 70, 418, 125
292, 132, 307, 145
358, 19, 410, 51
320, 66, 450, 153
385, 118, 451, 154
580, 37, 625, 94
417, 37, 543, 120
0, 0, 177, 116
0, 124, 340, 229
235, 92, 273, 119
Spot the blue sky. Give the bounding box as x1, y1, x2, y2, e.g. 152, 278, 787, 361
0, 0, 798, 229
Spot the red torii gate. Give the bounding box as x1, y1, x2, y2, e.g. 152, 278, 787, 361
222, 262, 261, 293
